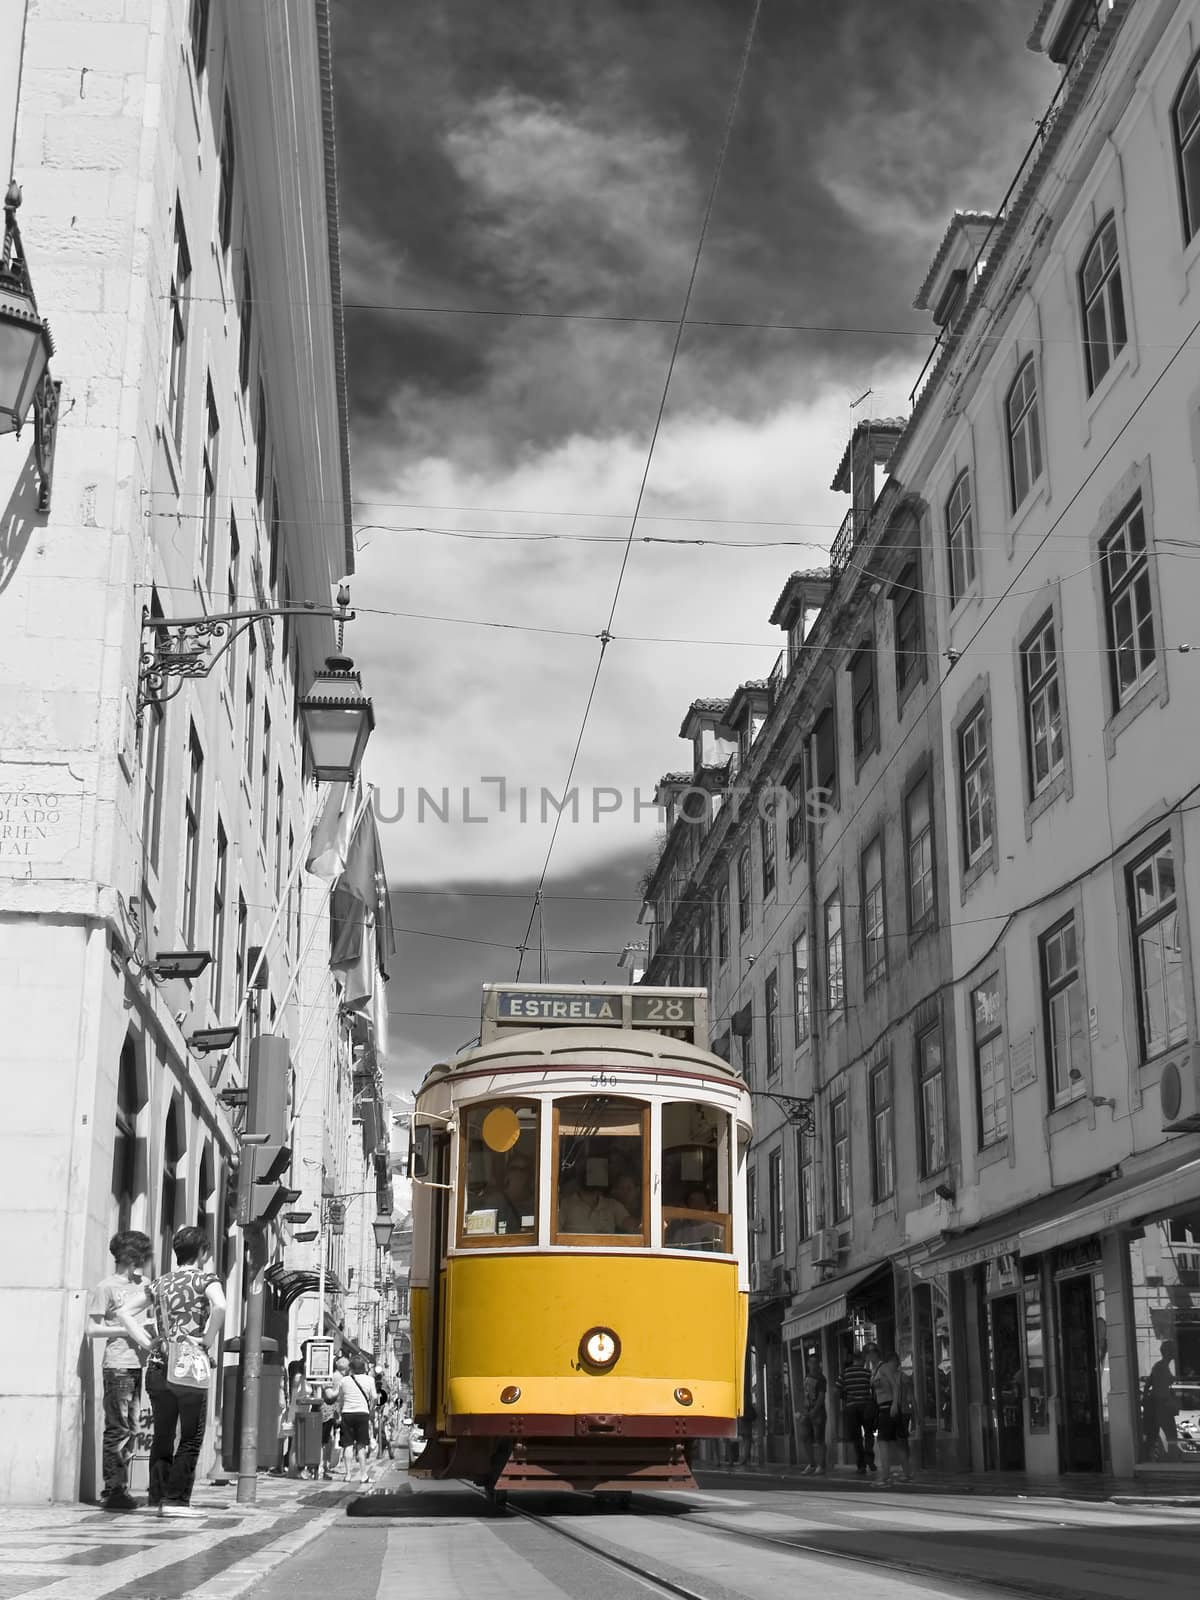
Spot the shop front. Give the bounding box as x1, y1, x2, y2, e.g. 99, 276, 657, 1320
782, 1260, 894, 1468
1019, 1149, 1200, 1479
894, 1256, 961, 1470
916, 1176, 1102, 1478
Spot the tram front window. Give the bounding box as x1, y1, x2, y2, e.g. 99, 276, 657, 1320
555, 1096, 647, 1243
662, 1101, 732, 1253
460, 1101, 539, 1246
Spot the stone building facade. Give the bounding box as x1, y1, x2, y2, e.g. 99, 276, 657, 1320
644, 0, 1200, 1483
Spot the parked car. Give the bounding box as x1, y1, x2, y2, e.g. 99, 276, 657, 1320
1174, 1384, 1200, 1456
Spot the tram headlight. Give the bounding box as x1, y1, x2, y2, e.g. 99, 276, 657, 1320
500, 1385, 521, 1404
579, 1326, 621, 1371
673, 1386, 694, 1407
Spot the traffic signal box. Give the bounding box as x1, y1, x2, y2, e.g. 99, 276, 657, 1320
236, 1035, 294, 1229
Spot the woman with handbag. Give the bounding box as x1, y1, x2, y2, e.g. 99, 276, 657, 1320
146, 1226, 225, 1517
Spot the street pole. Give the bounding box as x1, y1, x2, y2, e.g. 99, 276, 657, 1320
316, 1198, 326, 1344
237, 1223, 267, 1505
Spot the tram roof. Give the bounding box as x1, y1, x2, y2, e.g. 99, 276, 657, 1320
422, 1025, 746, 1088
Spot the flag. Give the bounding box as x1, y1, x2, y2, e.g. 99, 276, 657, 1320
306, 782, 354, 877
330, 793, 393, 1007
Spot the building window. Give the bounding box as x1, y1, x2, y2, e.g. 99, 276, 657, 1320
260, 708, 271, 846
813, 705, 838, 811
1080, 214, 1126, 391
1173, 52, 1200, 242
764, 969, 780, 1079
269, 481, 282, 594
273, 772, 285, 897
167, 207, 191, 451
850, 641, 877, 758
917, 1024, 946, 1177
737, 846, 751, 935
785, 761, 805, 858
235, 889, 248, 1004
217, 95, 235, 255
254, 379, 269, 507
225, 512, 240, 691
768, 1148, 784, 1257
797, 1130, 814, 1241
792, 930, 809, 1045
946, 471, 976, 605
244, 625, 257, 779
1040, 914, 1086, 1106
1021, 614, 1065, 797
188, 0, 210, 78
112, 1041, 142, 1233
160, 1104, 184, 1273
869, 1063, 894, 1202
824, 892, 844, 1017
181, 723, 203, 946
716, 883, 730, 964
212, 817, 228, 1013
238, 255, 253, 393
1006, 358, 1042, 509
959, 701, 994, 869
862, 834, 886, 987
740, 1025, 755, 1085
972, 978, 1008, 1148
894, 566, 924, 694
831, 1093, 850, 1222
906, 777, 934, 933
1127, 838, 1187, 1060
760, 813, 776, 898
200, 379, 219, 594
1100, 498, 1157, 710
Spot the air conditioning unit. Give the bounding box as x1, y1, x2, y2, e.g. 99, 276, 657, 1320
811, 1228, 839, 1268
1160, 1043, 1200, 1132
769, 1265, 791, 1298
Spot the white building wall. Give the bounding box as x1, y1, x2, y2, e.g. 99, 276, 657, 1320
0, 0, 355, 1503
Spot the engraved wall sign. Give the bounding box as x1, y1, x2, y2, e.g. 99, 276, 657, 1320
0, 761, 85, 864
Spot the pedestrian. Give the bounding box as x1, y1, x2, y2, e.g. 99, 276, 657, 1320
146, 1225, 225, 1518
835, 1345, 877, 1475
87, 1229, 156, 1511
1147, 1340, 1179, 1458
796, 1353, 828, 1476
869, 1346, 902, 1484
319, 1377, 341, 1479
894, 1352, 918, 1480
334, 1354, 376, 1484
373, 1365, 395, 1460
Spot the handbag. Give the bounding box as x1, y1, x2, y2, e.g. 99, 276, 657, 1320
155, 1282, 212, 1393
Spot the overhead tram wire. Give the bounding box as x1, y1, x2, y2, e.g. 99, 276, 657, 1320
513, 0, 766, 981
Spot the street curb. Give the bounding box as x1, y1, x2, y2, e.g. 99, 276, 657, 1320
701, 1465, 1200, 1509
185, 1493, 356, 1600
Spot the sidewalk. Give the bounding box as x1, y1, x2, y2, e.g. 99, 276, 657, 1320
703, 1458, 1200, 1507
0, 1462, 402, 1600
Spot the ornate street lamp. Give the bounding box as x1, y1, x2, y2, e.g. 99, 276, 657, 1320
372, 1216, 395, 1251
297, 655, 375, 783
0, 182, 60, 511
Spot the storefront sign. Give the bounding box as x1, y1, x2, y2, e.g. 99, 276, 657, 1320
1010, 1032, 1037, 1092
1053, 1237, 1102, 1275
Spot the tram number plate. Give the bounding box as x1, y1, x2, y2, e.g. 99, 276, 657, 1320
630, 994, 695, 1028
590, 1072, 619, 1089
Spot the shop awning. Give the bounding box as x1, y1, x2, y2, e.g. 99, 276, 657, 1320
781, 1261, 890, 1341
913, 1176, 1103, 1278
1019, 1152, 1200, 1258
264, 1266, 346, 1310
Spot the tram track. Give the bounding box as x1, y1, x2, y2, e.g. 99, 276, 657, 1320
464, 1481, 1102, 1600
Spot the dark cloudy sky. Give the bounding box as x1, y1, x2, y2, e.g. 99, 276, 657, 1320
328, 0, 1058, 1092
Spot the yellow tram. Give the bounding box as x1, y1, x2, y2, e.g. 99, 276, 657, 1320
407, 984, 751, 1501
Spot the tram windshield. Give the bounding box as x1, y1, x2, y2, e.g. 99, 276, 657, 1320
555, 1097, 647, 1243
459, 1100, 539, 1247
661, 1101, 731, 1253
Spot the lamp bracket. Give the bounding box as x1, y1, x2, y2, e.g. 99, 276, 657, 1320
749, 1090, 815, 1136
137, 603, 354, 714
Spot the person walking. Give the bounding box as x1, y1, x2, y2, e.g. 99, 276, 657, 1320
835, 1346, 877, 1475
334, 1355, 377, 1483
87, 1229, 156, 1511
146, 1226, 225, 1518
893, 1353, 918, 1480
870, 1349, 903, 1484
796, 1353, 828, 1476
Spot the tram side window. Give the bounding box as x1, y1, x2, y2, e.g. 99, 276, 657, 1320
459, 1101, 539, 1246
555, 1096, 647, 1244
662, 1101, 732, 1253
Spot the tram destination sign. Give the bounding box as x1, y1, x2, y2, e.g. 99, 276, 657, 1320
482, 984, 707, 1048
